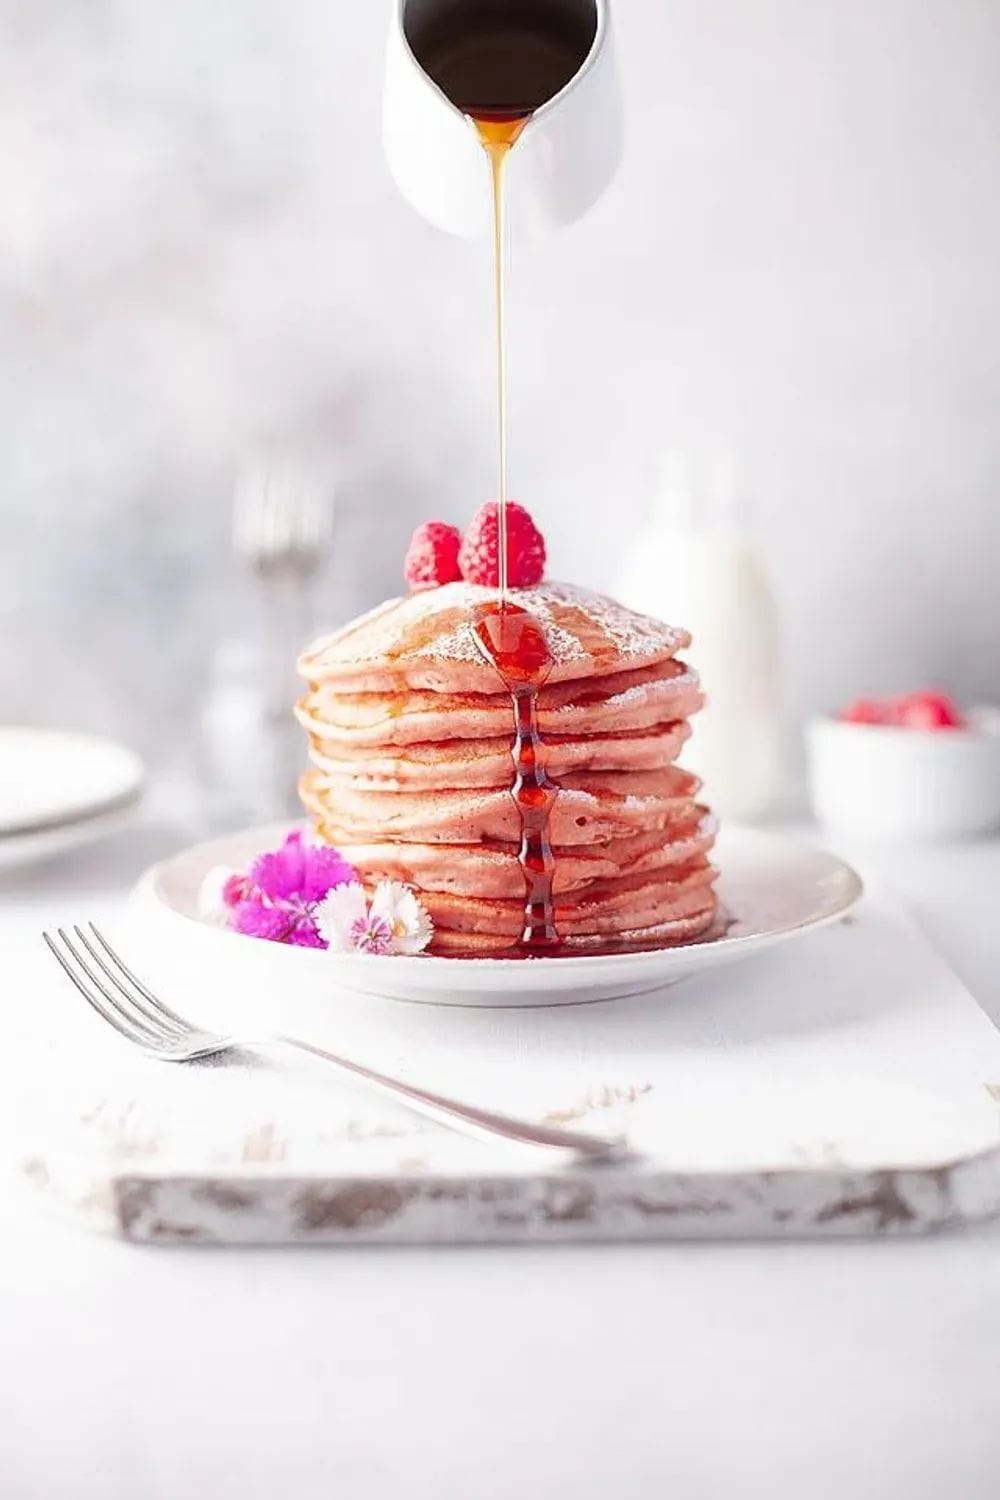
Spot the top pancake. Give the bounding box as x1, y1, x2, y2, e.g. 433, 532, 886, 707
298, 580, 690, 695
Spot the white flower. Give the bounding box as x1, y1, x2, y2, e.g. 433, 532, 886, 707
198, 865, 240, 924
315, 882, 375, 951
370, 880, 434, 955
315, 880, 433, 956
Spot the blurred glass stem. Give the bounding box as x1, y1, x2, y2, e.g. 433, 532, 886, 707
232, 455, 336, 820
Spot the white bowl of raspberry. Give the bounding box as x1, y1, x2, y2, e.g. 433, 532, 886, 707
807, 692, 1000, 842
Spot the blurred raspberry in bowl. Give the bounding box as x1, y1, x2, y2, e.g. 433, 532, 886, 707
839, 691, 965, 731
807, 691, 1000, 842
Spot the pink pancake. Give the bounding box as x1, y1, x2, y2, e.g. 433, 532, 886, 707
298, 580, 690, 695
306, 720, 691, 790
308, 814, 717, 899
422, 863, 718, 940
300, 765, 702, 846
296, 660, 702, 748
297, 579, 719, 954
429, 907, 718, 954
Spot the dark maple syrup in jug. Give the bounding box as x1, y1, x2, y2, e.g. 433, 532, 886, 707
405, 1, 597, 121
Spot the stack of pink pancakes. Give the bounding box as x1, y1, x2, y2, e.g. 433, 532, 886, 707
296, 581, 718, 954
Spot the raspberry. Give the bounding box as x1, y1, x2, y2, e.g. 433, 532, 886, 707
839, 697, 888, 725
458, 501, 546, 588
404, 521, 462, 590
839, 692, 966, 730
893, 691, 965, 731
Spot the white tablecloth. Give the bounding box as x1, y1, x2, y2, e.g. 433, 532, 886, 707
2, 819, 1000, 1499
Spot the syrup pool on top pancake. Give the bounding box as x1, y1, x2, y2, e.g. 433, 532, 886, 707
297, 580, 691, 696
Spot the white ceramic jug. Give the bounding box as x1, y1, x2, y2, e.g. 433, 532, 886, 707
383, 0, 622, 237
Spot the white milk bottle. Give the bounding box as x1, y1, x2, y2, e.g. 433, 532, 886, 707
615, 453, 782, 822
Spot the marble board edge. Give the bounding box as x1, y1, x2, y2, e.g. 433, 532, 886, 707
81, 1146, 1000, 1243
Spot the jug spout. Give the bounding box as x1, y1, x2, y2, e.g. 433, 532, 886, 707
383, 0, 622, 237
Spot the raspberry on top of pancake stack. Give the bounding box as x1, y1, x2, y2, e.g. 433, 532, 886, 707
295, 504, 718, 955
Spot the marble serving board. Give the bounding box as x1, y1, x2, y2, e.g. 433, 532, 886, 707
12, 896, 1000, 1244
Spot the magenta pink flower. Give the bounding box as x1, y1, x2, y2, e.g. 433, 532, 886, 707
222, 872, 253, 908
199, 832, 434, 957
222, 831, 357, 948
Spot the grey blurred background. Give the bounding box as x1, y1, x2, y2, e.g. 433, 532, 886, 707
3, 0, 998, 769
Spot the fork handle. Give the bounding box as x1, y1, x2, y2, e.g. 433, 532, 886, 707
276, 1036, 630, 1164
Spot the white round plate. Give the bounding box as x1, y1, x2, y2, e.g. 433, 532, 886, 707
0, 728, 144, 838
134, 823, 863, 1011
0, 801, 144, 874
0, 729, 144, 871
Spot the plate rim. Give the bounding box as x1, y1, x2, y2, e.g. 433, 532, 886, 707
0, 727, 145, 838
144, 821, 865, 976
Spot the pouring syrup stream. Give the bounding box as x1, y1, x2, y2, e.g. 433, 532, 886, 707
413, 5, 595, 606
469, 109, 530, 601
464, 107, 562, 950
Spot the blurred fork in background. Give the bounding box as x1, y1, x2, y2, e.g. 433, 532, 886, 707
227, 453, 336, 815
234, 454, 336, 686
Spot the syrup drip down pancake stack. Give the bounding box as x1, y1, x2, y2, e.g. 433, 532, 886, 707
296, 579, 719, 955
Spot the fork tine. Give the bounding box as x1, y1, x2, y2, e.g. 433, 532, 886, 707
56, 928, 168, 1047
87, 924, 195, 1033
293, 487, 312, 546
42, 931, 162, 1049
71, 926, 181, 1041
306, 488, 330, 548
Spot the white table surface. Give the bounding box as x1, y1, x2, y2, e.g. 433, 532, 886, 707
2, 817, 1000, 1500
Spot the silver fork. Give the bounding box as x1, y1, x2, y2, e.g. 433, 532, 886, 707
42, 924, 630, 1165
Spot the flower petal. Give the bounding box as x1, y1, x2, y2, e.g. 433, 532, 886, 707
250, 831, 307, 902
351, 914, 394, 955
315, 882, 370, 952
198, 865, 238, 923
231, 897, 295, 943
370, 881, 434, 955
392, 915, 434, 956
299, 845, 359, 904
286, 919, 327, 949
250, 829, 357, 906
222, 872, 254, 908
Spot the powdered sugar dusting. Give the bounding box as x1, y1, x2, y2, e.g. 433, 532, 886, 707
540, 582, 688, 660
300, 580, 688, 677
603, 670, 700, 708
603, 684, 648, 709
555, 668, 701, 714
555, 786, 601, 808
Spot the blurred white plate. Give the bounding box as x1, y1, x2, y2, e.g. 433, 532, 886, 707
0, 728, 144, 840
0, 801, 143, 873
134, 824, 863, 1011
